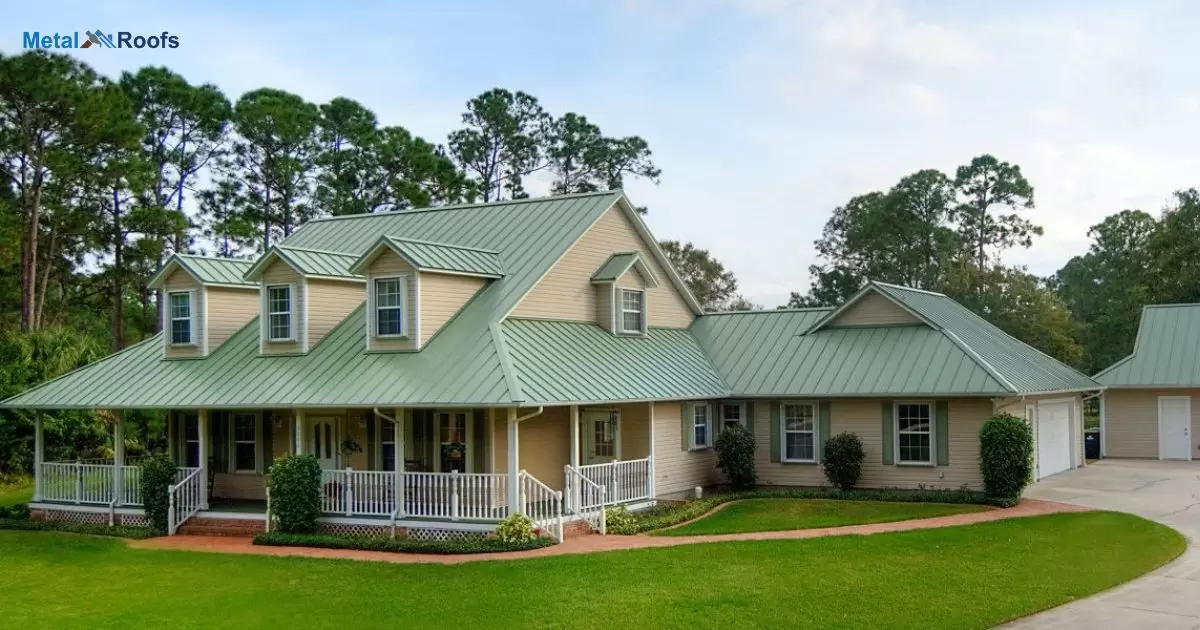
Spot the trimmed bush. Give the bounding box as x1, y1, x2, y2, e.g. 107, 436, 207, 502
714, 423, 757, 490
139, 455, 178, 534
494, 513, 537, 543
822, 432, 865, 491
0, 503, 30, 520
604, 506, 638, 535
0, 518, 155, 539
979, 413, 1034, 499
268, 454, 323, 534
254, 531, 554, 554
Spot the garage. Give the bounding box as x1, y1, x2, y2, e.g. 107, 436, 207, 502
1036, 400, 1073, 479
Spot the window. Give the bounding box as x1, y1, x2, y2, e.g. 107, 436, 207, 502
182, 413, 200, 468
721, 403, 744, 430
692, 404, 711, 449
233, 413, 257, 472
374, 277, 406, 337
266, 285, 293, 341
593, 413, 617, 458
380, 421, 397, 472
896, 402, 933, 465
168, 291, 193, 345
783, 402, 817, 462
620, 289, 645, 334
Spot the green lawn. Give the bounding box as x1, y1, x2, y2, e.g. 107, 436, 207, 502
0, 477, 33, 507
655, 498, 990, 536
0, 512, 1184, 629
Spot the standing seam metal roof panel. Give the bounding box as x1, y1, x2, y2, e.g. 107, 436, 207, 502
1094, 304, 1200, 386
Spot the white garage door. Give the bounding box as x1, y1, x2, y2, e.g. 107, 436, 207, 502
1037, 402, 1072, 479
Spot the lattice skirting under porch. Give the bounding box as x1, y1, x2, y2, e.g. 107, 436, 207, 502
405, 528, 488, 542
316, 522, 392, 538
32, 508, 147, 527
315, 521, 489, 542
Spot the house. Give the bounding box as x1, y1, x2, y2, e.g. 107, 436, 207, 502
1094, 304, 1200, 461
0, 191, 1101, 539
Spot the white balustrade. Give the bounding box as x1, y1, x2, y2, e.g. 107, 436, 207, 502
577, 457, 652, 505
519, 470, 563, 542
564, 465, 607, 534
167, 467, 203, 535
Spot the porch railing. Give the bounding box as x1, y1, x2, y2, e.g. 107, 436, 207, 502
577, 457, 652, 506
319, 469, 509, 521
167, 466, 203, 535
38, 461, 187, 507
519, 470, 564, 542
565, 465, 606, 534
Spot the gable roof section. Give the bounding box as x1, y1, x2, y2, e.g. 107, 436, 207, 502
244, 246, 363, 281
349, 236, 505, 278
148, 255, 257, 289
590, 252, 660, 287
1094, 304, 1200, 386
803, 283, 935, 333
502, 318, 727, 403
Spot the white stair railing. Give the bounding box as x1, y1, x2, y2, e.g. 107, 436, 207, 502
167, 467, 203, 535
519, 470, 563, 542
564, 465, 607, 535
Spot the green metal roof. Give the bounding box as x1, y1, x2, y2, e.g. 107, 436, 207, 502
591, 252, 640, 282
1094, 304, 1200, 386
243, 246, 362, 281
502, 318, 728, 403
350, 236, 506, 278
148, 255, 257, 288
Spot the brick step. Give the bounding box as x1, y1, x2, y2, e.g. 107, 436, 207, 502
178, 517, 266, 537
186, 517, 266, 528
177, 525, 261, 537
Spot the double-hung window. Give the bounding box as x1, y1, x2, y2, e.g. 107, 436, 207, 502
721, 403, 744, 430
266, 285, 293, 341
374, 277, 406, 337
168, 291, 193, 345
182, 413, 200, 468
691, 403, 711, 449
233, 413, 258, 472
380, 421, 397, 472
895, 402, 934, 465
620, 289, 645, 334
782, 402, 817, 462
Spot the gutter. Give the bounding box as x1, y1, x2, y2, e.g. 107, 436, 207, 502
514, 406, 544, 424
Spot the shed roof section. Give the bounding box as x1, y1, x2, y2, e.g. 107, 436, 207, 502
1094, 304, 1200, 386
148, 255, 257, 289
350, 236, 506, 278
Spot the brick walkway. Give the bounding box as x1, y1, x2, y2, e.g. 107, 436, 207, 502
128, 498, 1087, 566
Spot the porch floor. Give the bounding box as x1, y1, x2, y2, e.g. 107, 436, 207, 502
207, 499, 267, 514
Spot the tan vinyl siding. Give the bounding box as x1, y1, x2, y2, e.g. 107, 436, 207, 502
595, 285, 614, 333
163, 269, 204, 359
1104, 389, 1200, 459
345, 410, 368, 469
491, 407, 569, 490
420, 272, 486, 345
260, 260, 304, 355
206, 287, 259, 352
367, 250, 418, 352
828, 291, 922, 327
512, 205, 694, 328
616, 267, 646, 290
271, 413, 293, 461
653, 401, 719, 497
753, 398, 993, 491
616, 403, 650, 460
307, 279, 365, 349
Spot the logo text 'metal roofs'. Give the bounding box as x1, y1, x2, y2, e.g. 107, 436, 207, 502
23, 30, 180, 49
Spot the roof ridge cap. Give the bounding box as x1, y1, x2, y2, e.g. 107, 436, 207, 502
385, 235, 501, 255
940, 328, 1018, 393
278, 245, 358, 257
870, 280, 946, 297
303, 190, 622, 224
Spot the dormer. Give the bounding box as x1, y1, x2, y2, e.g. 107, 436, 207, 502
350, 236, 503, 352
590, 252, 660, 336
803, 282, 932, 334
243, 246, 364, 355
147, 255, 259, 359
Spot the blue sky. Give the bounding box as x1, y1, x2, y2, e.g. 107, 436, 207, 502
6, 0, 1199, 306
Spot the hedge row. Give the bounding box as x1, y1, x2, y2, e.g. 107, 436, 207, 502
0, 518, 156, 539
0, 503, 30, 520
624, 486, 1017, 534
253, 531, 556, 555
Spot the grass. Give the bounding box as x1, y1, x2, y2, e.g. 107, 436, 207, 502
0, 476, 33, 507
0, 512, 1184, 629
655, 498, 990, 536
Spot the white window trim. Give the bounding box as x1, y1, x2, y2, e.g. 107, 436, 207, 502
265, 284, 296, 343
894, 400, 935, 467
720, 401, 747, 431
582, 408, 623, 462
230, 411, 262, 474
689, 402, 713, 451
167, 290, 197, 347
617, 287, 647, 335
370, 274, 409, 340
781, 401, 819, 463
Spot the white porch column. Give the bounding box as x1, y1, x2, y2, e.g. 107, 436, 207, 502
33, 413, 44, 502
198, 409, 209, 509
395, 408, 405, 517
1098, 392, 1107, 459
294, 409, 306, 455
112, 411, 125, 506
647, 402, 656, 500
507, 408, 520, 514
569, 405, 580, 469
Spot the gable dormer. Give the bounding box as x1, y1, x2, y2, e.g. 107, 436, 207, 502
148, 255, 259, 359
243, 246, 365, 355
350, 236, 502, 352
590, 252, 660, 335
805, 283, 930, 334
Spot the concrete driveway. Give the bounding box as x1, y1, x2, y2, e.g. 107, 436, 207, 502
1005, 459, 1200, 629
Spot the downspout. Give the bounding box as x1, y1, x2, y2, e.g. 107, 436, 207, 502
515, 406, 544, 424
508, 406, 544, 515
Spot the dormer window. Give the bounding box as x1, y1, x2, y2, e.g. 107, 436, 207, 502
374, 276, 407, 337
169, 291, 194, 346
620, 289, 646, 334
266, 285, 294, 341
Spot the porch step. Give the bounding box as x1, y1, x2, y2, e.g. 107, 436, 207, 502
178, 517, 265, 537
563, 519, 597, 539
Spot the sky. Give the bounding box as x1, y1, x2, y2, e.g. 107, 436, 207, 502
6, 0, 1200, 307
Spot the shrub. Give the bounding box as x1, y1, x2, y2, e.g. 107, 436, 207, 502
979, 413, 1034, 499
495, 513, 537, 543
139, 455, 178, 534
714, 424, 757, 490
605, 506, 639, 535
268, 454, 323, 534
0, 518, 155, 539
822, 432, 865, 491
0, 503, 29, 520
254, 531, 554, 554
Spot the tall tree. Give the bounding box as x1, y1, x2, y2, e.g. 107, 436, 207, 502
660, 240, 739, 311
448, 89, 547, 201
314, 97, 379, 216
545, 113, 661, 205
952, 154, 1040, 270
1147, 189, 1200, 305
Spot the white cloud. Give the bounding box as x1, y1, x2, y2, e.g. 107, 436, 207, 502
900, 82, 944, 118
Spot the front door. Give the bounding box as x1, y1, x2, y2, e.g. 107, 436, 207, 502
1158, 397, 1192, 460
437, 411, 468, 472
310, 417, 339, 469
582, 410, 619, 465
